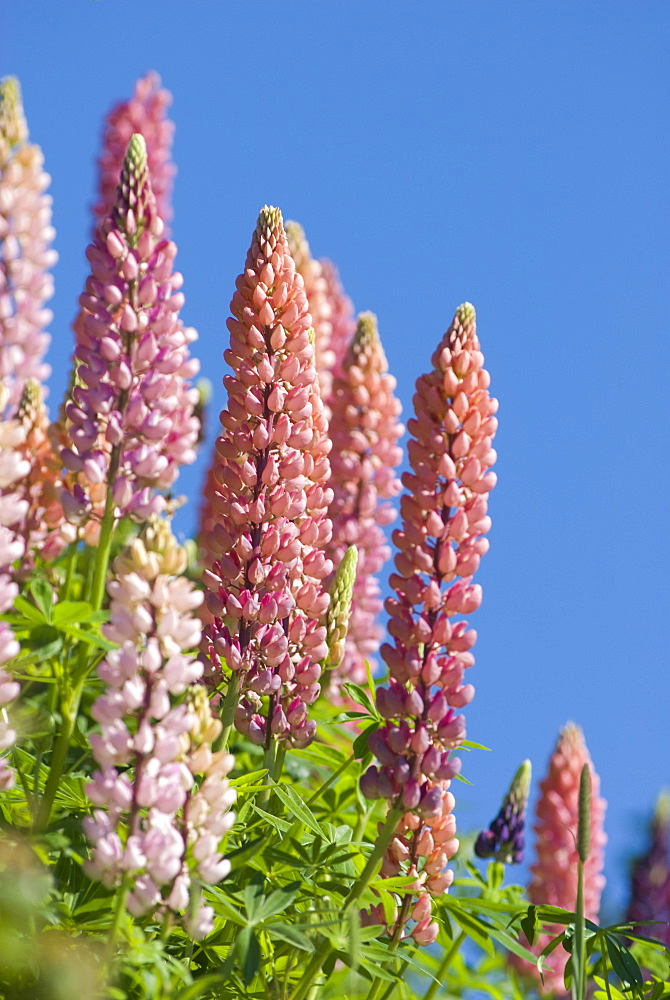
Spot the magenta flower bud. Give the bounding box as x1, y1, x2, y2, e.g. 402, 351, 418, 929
361, 765, 382, 801
402, 779, 421, 810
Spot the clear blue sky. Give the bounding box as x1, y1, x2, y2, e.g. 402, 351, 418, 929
4, 1, 670, 916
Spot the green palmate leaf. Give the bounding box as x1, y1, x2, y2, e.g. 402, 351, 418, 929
604, 933, 643, 988
290, 742, 348, 771
175, 974, 230, 1000
253, 884, 299, 923
249, 801, 292, 832
29, 577, 53, 621
442, 898, 495, 956
341, 681, 378, 717
263, 922, 313, 951
236, 926, 261, 985
11, 594, 48, 625
56, 623, 116, 650
229, 768, 268, 788
592, 977, 627, 1000
52, 600, 95, 624
520, 904, 539, 946
353, 721, 379, 760
272, 782, 324, 836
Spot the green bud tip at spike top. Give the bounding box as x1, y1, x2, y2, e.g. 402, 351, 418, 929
0, 76, 28, 152
257, 204, 283, 236
577, 763, 591, 864
455, 301, 476, 325
285, 220, 309, 269
114, 133, 152, 242
324, 545, 358, 670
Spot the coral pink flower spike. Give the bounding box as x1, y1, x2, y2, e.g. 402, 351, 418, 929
202, 206, 333, 752
361, 303, 498, 944
326, 311, 403, 686
511, 722, 607, 996
94, 71, 175, 233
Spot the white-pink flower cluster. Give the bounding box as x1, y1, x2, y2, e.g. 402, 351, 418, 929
84, 519, 236, 936
0, 380, 29, 788
0, 77, 56, 413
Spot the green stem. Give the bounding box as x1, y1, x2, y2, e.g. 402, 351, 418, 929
306, 753, 355, 808
88, 482, 117, 615
214, 671, 242, 753
33, 684, 82, 832
107, 876, 130, 961
423, 930, 466, 1000
379, 963, 408, 1000
291, 803, 404, 1000
573, 858, 586, 1000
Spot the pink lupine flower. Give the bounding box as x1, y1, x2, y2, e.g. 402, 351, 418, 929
511, 723, 607, 996
201, 206, 333, 751
326, 311, 403, 685
320, 259, 356, 389
361, 303, 497, 943
62, 134, 199, 543
0, 77, 56, 413
94, 72, 175, 233
85, 520, 235, 935
286, 222, 335, 408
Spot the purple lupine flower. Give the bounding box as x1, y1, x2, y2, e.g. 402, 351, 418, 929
475, 760, 531, 865
0, 77, 56, 413
201, 206, 333, 751
94, 72, 175, 234
85, 519, 235, 936
626, 792, 670, 946
62, 134, 199, 545
361, 303, 497, 944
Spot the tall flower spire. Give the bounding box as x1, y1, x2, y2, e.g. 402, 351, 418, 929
0, 77, 56, 412
201, 206, 333, 752
475, 760, 531, 865
62, 134, 199, 544
626, 792, 670, 946
84, 519, 236, 938
361, 303, 498, 944
320, 258, 356, 390
511, 723, 607, 995
326, 311, 403, 685
94, 72, 175, 233
285, 222, 334, 408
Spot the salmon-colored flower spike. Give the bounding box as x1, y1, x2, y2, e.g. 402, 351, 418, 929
320, 258, 356, 390
0, 77, 56, 413
201, 206, 333, 751
94, 71, 175, 233
626, 792, 670, 945
360, 303, 497, 945
285, 222, 335, 408
62, 134, 199, 544
13, 378, 72, 563
511, 723, 607, 995
326, 311, 403, 685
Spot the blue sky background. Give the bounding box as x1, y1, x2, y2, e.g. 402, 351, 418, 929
3, 1, 669, 916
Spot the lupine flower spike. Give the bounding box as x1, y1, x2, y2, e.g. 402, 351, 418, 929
85, 519, 236, 938
475, 759, 531, 865
0, 380, 29, 788
326, 311, 403, 686
62, 133, 199, 545
626, 792, 670, 946
511, 723, 607, 995
94, 72, 175, 233
201, 206, 333, 753
285, 222, 334, 409
320, 258, 356, 391
361, 303, 498, 945
0, 77, 56, 413
323, 544, 358, 674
